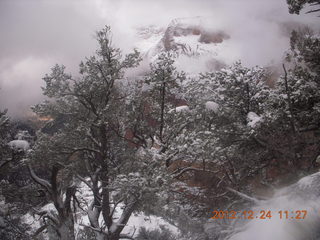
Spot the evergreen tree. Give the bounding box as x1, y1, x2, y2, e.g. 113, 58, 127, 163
29, 26, 167, 240
262, 28, 320, 171
144, 52, 186, 147
0, 108, 10, 170
287, 0, 320, 14
168, 63, 273, 213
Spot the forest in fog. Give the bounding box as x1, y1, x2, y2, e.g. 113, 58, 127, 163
0, 0, 320, 239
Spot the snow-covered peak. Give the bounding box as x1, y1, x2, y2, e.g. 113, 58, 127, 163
135, 25, 165, 55
134, 17, 230, 73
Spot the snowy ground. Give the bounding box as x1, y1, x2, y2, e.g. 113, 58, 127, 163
22, 180, 179, 239
228, 172, 320, 240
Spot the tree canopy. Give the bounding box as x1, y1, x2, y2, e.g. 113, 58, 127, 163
287, 0, 320, 14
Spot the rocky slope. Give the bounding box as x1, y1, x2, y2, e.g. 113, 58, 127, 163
135, 17, 231, 72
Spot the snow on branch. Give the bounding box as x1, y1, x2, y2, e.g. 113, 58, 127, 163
171, 167, 219, 179
227, 187, 260, 204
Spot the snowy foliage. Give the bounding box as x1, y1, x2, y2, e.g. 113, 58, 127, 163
170, 105, 190, 113
136, 226, 177, 240
28, 26, 177, 240
247, 112, 263, 128
8, 140, 30, 151
205, 101, 219, 113
0, 109, 10, 162
287, 0, 320, 14
182, 61, 271, 173
19, 18, 320, 240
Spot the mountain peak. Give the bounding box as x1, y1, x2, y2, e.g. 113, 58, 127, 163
135, 16, 230, 72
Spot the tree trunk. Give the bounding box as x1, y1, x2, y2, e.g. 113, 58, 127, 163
95, 232, 105, 240
58, 217, 75, 240
47, 216, 75, 240
159, 79, 166, 142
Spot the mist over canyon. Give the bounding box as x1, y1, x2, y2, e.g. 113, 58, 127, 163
0, 0, 318, 118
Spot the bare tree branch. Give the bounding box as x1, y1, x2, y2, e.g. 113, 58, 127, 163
226, 187, 260, 204
28, 165, 52, 194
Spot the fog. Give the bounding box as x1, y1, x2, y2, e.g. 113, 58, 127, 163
228, 172, 320, 240
0, 0, 317, 118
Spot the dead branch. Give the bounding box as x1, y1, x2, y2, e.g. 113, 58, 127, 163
226, 187, 260, 204
28, 165, 52, 194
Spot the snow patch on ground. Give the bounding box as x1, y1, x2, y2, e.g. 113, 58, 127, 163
228, 172, 320, 240
124, 212, 179, 236
296, 172, 320, 190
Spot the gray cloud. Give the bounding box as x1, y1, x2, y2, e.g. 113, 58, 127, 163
0, 0, 318, 118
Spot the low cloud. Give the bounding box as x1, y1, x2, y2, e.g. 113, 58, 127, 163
0, 0, 317, 117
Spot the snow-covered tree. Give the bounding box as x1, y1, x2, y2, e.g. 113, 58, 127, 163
0, 104, 33, 240
0, 109, 10, 170
29, 26, 169, 240
166, 63, 273, 213
287, 0, 320, 14
144, 52, 186, 147
261, 29, 320, 171
28, 132, 78, 240
124, 52, 189, 167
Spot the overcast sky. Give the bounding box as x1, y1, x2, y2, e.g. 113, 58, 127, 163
0, 0, 318, 118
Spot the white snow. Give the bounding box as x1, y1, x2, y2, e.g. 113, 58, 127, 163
296, 172, 320, 189
228, 172, 320, 240
134, 17, 233, 74
8, 140, 30, 151
124, 213, 179, 236
247, 112, 262, 128
205, 101, 219, 113
135, 25, 164, 56
173, 35, 218, 56
21, 203, 56, 237
169, 105, 190, 113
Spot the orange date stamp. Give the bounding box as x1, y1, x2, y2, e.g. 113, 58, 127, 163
210, 210, 308, 220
